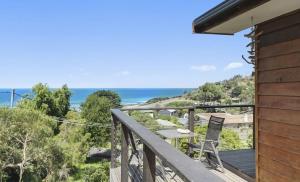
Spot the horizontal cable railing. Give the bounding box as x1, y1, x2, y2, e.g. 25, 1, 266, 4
122, 104, 255, 150
111, 109, 223, 182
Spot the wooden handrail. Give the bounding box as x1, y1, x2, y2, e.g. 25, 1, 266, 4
111, 109, 223, 182
122, 104, 254, 111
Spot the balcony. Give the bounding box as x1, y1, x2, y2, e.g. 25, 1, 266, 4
110, 105, 255, 181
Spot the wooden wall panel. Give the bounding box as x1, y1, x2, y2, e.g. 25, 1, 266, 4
259, 119, 300, 140
259, 155, 300, 181
258, 96, 300, 111
258, 143, 300, 170
258, 52, 300, 71
259, 168, 288, 182
258, 108, 300, 126
259, 38, 300, 59
259, 132, 300, 154
258, 67, 300, 83
259, 24, 300, 47
258, 83, 300, 97
256, 10, 300, 182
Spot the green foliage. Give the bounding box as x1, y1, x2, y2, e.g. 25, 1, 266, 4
82, 163, 109, 182
0, 108, 66, 181
145, 97, 169, 104
185, 75, 254, 104
17, 83, 71, 117
81, 90, 121, 147
85, 90, 121, 108
219, 128, 246, 150
130, 111, 161, 131
54, 122, 91, 168
69, 163, 109, 182
65, 110, 82, 121
165, 101, 195, 107
194, 125, 246, 151
53, 85, 72, 117
247, 132, 253, 148
2, 88, 116, 181
188, 83, 225, 102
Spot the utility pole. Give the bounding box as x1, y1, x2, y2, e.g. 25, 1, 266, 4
10, 89, 15, 108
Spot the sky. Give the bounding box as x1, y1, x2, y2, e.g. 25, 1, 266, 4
0, 0, 253, 88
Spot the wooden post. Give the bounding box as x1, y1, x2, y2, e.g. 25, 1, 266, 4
128, 110, 132, 116
188, 108, 195, 155
143, 144, 156, 182
252, 106, 255, 149
153, 110, 158, 119
111, 115, 118, 168
121, 124, 129, 182
188, 108, 195, 133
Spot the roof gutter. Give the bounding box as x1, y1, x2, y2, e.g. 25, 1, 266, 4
192, 0, 270, 34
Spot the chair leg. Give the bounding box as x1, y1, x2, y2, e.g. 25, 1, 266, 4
211, 144, 224, 173
205, 153, 212, 166
199, 141, 205, 161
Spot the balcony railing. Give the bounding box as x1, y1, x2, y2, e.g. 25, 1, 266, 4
110, 104, 254, 182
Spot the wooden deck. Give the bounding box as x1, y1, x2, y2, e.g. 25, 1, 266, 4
110, 160, 248, 182
213, 149, 255, 182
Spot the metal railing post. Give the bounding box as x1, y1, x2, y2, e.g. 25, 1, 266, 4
121, 124, 129, 182
143, 144, 156, 182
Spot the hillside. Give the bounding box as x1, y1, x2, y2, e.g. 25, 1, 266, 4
184, 75, 254, 104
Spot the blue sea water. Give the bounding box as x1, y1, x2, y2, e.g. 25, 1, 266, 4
0, 88, 193, 108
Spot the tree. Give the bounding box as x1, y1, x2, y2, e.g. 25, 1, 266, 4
81, 90, 121, 147
0, 108, 65, 181
17, 83, 71, 117
53, 84, 71, 117
189, 83, 225, 102
54, 112, 91, 168
84, 90, 121, 108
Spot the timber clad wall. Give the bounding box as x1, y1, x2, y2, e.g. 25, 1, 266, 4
256, 10, 300, 182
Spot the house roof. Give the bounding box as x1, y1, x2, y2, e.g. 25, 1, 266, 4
193, 0, 300, 34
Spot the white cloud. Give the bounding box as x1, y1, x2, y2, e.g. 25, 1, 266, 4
190, 65, 216, 72
117, 71, 130, 76
224, 62, 243, 70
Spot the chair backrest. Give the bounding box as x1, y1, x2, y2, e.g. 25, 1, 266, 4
204, 116, 225, 148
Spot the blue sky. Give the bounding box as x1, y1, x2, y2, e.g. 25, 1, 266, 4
0, 0, 253, 88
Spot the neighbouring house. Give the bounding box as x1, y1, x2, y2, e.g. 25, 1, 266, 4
193, 0, 300, 181
159, 109, 177, 116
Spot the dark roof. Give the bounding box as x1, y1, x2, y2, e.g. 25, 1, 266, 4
192, 0, 269, 34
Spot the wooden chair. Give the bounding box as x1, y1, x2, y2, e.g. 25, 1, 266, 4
189, 115, 225, 172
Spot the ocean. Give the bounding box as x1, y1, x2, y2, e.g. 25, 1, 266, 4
0, 88, 193, 108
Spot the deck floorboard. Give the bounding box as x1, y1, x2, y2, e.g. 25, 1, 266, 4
213, 149, 255, 182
